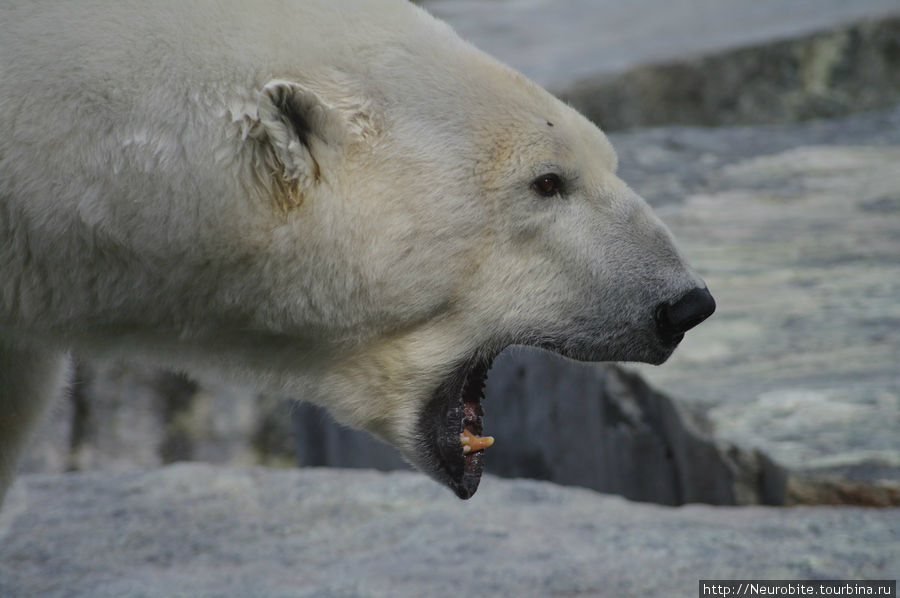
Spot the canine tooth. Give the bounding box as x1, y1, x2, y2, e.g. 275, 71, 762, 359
475, 436, 495, 450
460, 428, 495, 453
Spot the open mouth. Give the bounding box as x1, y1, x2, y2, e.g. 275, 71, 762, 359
418, 350, 500, 499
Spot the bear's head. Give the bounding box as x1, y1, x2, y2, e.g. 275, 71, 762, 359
237, 7, 715, 499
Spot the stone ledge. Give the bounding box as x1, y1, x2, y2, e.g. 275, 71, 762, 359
563, 17, 900, 130
2, 464, 897, 598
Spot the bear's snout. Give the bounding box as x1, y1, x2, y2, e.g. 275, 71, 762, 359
654, 287, 716, 345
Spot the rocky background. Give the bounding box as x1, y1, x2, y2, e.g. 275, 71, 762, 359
2, 465, 897, 598
5, 1, 900, 596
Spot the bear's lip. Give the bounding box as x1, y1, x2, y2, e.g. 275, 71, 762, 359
418, 351, 499, 499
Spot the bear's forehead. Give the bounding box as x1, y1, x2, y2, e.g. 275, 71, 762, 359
320, 7, 617, 182
375, 52, 612, 152
475, 106, 619, 187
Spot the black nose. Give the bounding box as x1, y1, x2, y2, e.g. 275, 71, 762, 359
655, 287, 716, 343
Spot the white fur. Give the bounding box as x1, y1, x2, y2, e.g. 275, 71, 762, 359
0, 0, 705, 500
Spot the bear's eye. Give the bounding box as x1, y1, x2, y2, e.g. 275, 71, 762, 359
531, 173, 562, 198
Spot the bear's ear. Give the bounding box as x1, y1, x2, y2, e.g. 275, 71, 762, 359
257, 80, 345, 188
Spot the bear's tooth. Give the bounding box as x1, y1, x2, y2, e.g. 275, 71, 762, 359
460, 428, 495, 452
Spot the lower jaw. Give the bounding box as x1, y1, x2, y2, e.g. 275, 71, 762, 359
420, 351, 498, 499
449, 453, 485, 499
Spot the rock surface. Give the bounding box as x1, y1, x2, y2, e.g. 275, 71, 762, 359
25, 353, 786, 507
564, 17, 900, 130
19, 360, 297, 476
618, 106, 900, 484
1, 464, 897, 598
295, 354, 787, 506
426, 0, 900, 91
427, 1, 900, 129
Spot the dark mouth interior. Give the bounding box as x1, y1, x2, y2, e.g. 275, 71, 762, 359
424, 352, 498, 500
461, 360, 488, 434
460, 359, 490, 470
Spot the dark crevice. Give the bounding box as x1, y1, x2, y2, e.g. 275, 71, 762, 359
155, 372, 199, 464
66, 361, 93, 472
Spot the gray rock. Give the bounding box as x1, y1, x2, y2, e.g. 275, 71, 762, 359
426, 0, 900, 92
1, 464, 896, 598
18, 360, 173, 474
563, 17, 900, 130
293, 402, 411, 472
786, 474, 900, 508
294, 353, 787, 506
19, 359, 298, 477
26, 351, 786, 507
427, 2, 900, 130
619, 106, 900, 484
483, 353, 787, 506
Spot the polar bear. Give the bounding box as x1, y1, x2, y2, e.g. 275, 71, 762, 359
0, 0, 715, 502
